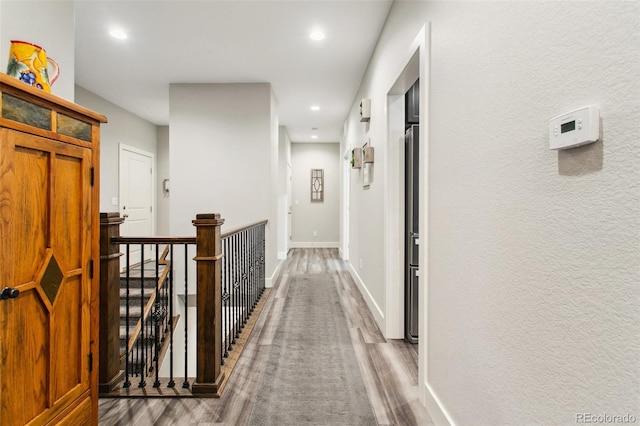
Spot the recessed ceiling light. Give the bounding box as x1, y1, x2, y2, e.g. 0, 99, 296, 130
311, 135, 318, 139
109, 29, 128, 40
310, 31, 325, 41
310, 105, 320, 111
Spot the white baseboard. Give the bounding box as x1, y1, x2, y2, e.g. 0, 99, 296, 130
424, 382, 455, 426
277, 251, 288, 260
265, 259, 282, 288
289, 241, 340, 248
348, 263, 384, 332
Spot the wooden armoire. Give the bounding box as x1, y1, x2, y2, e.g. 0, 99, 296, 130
0, 73, 106, 425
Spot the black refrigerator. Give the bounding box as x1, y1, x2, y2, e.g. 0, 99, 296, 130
405, 124, 419, 344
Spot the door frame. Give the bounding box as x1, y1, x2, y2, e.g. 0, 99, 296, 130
384, 24, 430, 405
118, 143, 156, 236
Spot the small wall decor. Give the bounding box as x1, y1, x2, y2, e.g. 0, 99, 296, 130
359, 98, 371, 122
351, 147, 362, 169
362, 140, 373, 187
311, 169, 324, 202
363, 146, 374, 163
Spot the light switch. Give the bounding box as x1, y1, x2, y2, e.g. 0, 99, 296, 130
111, 197, 118, 206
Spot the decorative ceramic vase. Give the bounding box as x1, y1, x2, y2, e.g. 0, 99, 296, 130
6, 40, 59, 92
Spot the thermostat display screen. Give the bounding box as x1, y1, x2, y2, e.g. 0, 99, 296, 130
561, 120, 576, 133
549, 105, 599, 150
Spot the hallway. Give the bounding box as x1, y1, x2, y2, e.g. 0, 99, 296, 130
98, 248, 432, 425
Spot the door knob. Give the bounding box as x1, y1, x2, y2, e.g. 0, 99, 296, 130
1, 287, 19, 300
123, 214, 129, 218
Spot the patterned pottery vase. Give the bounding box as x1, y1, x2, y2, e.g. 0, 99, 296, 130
6, 40, 60, 92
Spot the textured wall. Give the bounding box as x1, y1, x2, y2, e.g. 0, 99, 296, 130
345, 1, 639, 423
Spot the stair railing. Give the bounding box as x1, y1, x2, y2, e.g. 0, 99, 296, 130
98, 212, 267, 397
220, 221, 267, 362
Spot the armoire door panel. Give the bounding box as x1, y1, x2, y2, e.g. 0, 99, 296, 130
11, 145, 50, 286
51, 274, 85, 401
0, 290, 50, 425
0, 128, 92, 426
52, 153, 85, 272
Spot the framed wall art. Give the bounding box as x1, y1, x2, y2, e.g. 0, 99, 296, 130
311, 169, 324, 202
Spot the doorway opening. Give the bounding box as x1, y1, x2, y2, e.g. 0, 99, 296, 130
384, 23, 429, 404
404, 78, 420, 345
119, 144, 155, 268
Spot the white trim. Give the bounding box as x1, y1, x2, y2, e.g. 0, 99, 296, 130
349, 262, 384, 332
384, 31, 424, 341
384, 92, 409, 340
265, 259, 282, 288
424, 382, 455, 426
277, 251, 288, 260
289, 241, 340, 248
417, 23, 431, 407
382, 23, 431, 406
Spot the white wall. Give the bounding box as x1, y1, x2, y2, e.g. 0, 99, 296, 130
165, 83, 280, 377
345, 1, 640, 424
277, 126, 291, 258
157, 126, 170, 235
75, 86, 158, 217
291, 143, 340, 247
1, 1, 74, 100
169, 83, 280, 284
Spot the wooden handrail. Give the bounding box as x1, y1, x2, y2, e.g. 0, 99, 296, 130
221, 220, 268, 239
112, 236, 196, 245
111, 219, 268, 244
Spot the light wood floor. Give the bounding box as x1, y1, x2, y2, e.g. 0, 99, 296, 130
98, 248, 433, 425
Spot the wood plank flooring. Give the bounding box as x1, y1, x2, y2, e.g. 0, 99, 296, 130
98, 248, 433, 425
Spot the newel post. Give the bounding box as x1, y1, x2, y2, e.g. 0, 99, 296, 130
98, 212, 125, 394
191, 213, 226, 395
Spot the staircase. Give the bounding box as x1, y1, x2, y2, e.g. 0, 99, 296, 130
119, 260, 171, 378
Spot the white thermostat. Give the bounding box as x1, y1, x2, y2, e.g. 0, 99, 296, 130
549, 105, 600, 150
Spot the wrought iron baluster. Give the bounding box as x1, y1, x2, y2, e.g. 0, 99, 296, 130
243, 230, 249, 326
228, 238, 233, 352
153, 244, 161, 388
139, 244, 146, 388
251, 226, 256, 312
168, 244, 175, 388
183, 244, 190, 388
123, 244, 131, 388
261, 224, 266, 294
233, 233, 240, 340
223, 237, 230, 358
221, 238, 227, 363
230, 234, 235, 338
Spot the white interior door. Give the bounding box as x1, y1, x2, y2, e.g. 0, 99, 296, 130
119, 144, 154, 267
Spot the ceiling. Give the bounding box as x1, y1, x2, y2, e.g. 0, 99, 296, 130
74, 1, 393, 143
